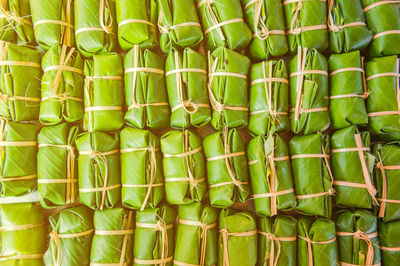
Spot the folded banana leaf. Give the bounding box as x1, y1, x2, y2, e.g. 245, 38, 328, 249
258, 215, 297, 266
242, 0, 288, 60
91, 208, 134, 265
44, 205, 94, 266
0, 120, 39, 197
378, 220, 400, 265
116, 0, 158, 50
120, 127, 164, 210
83, 53, 124, 132
328, 51, 368, 129
174, 203, 219, 266
75, 0, 118, 57
328, 0, 372, 53
161, 130, 206, 205
361, 0, 400, 57
247, 134, 296, 217
297, 217, 339, 266
208, 47, 250, 130
283, 0, 328, 52
166, 47, 211, 129
248, 59, 289, 135
336, 209, 381, 266
37, 123, 79, 209
158, 0, 203, 53
30, 0, 75, 49
39, 45, 84, 125
75, 131, 121, 210
124, 45, 170, 129
365, 55, 400, 141
218, 209, 257, 266
0, 0, 34, 44
0, 41, 41, 122
289, 47, 330, 135
0, 203, 46, 265
289, 133, 333, 218
134, 205, 176, 266
197, 0, 252, 51
373, 142, 400, 222
203, 128, 251, 208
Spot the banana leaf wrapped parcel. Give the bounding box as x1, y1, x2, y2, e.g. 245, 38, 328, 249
258, 215, 297, 266
247, 134, 296, 217
218, 209, 257, 266
39, 45, 84, 125
0, 41, 41, 122
91, 208, 134, 266
120, 127, 164, 211
379, 220, 400, 265
174, 203, 219, 266
84, 53, 124, 132
196, 0, 252, 51
166, 48, 210, 128
0, 203, 46, 265
37, 123, 79, 209
336, 209, 381, 266
203, 128, 251, 208
0, 120, 39, 197
208, 47, 250, 130
289, 133, 333, 218
161, 130, 206, 205
124, 45, 170, 129
76, 131, 121, 210
44, 205, 94, 266
116, 0, 158, 50
134, 205, 176, 266
242, 0, 288, 60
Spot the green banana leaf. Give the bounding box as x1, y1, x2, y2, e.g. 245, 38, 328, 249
203, 128, 251, 208
289, 48, 330, 135
328, 51, 368, 129
373, 142, 400, 222
37, 123, 79, 209
328, 0, 372, 53
91, 208, 134, 265
248, 59, 289, 135
116, 0, 158, 50
0, 203, 46, 266
44, 205, 94, 266
75, 131, 121, 210
247, 134, 296, 217
365, 55, 400, 141
196, 0, 252, 51
120, 127, 164, 210
174, 203, 219, 266
361, 0, 400, 57
0, 120, 39, 197
378, 220, 400, 265
218, 209, 257, 266
161, 130, 206, 205
0, 42, 41, 122
283, 0, 328, 52
208, 47, 250, 130
336, 209, 381, 266
0, 0, 34, 44
30, 0, 75, 49
242, 0, 288, 60
134, 205, 176, 266
289, 133, 332, 218
39, 45, 84, 125
158, 0, 203, 53
258, 215, 297, 266
166, 47, 210, 129
83, 53, 124, 132
75, 0, 118, 57
124, 45, 170, 129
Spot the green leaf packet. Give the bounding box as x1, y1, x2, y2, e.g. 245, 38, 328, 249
378, 220, 400, 265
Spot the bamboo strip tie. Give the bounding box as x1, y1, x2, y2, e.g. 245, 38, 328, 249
298, 234, 337, 266
258, 231, 296, 266
336, 231, 378, 266
327, 0, 366, 32
220, 228, 257, 266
